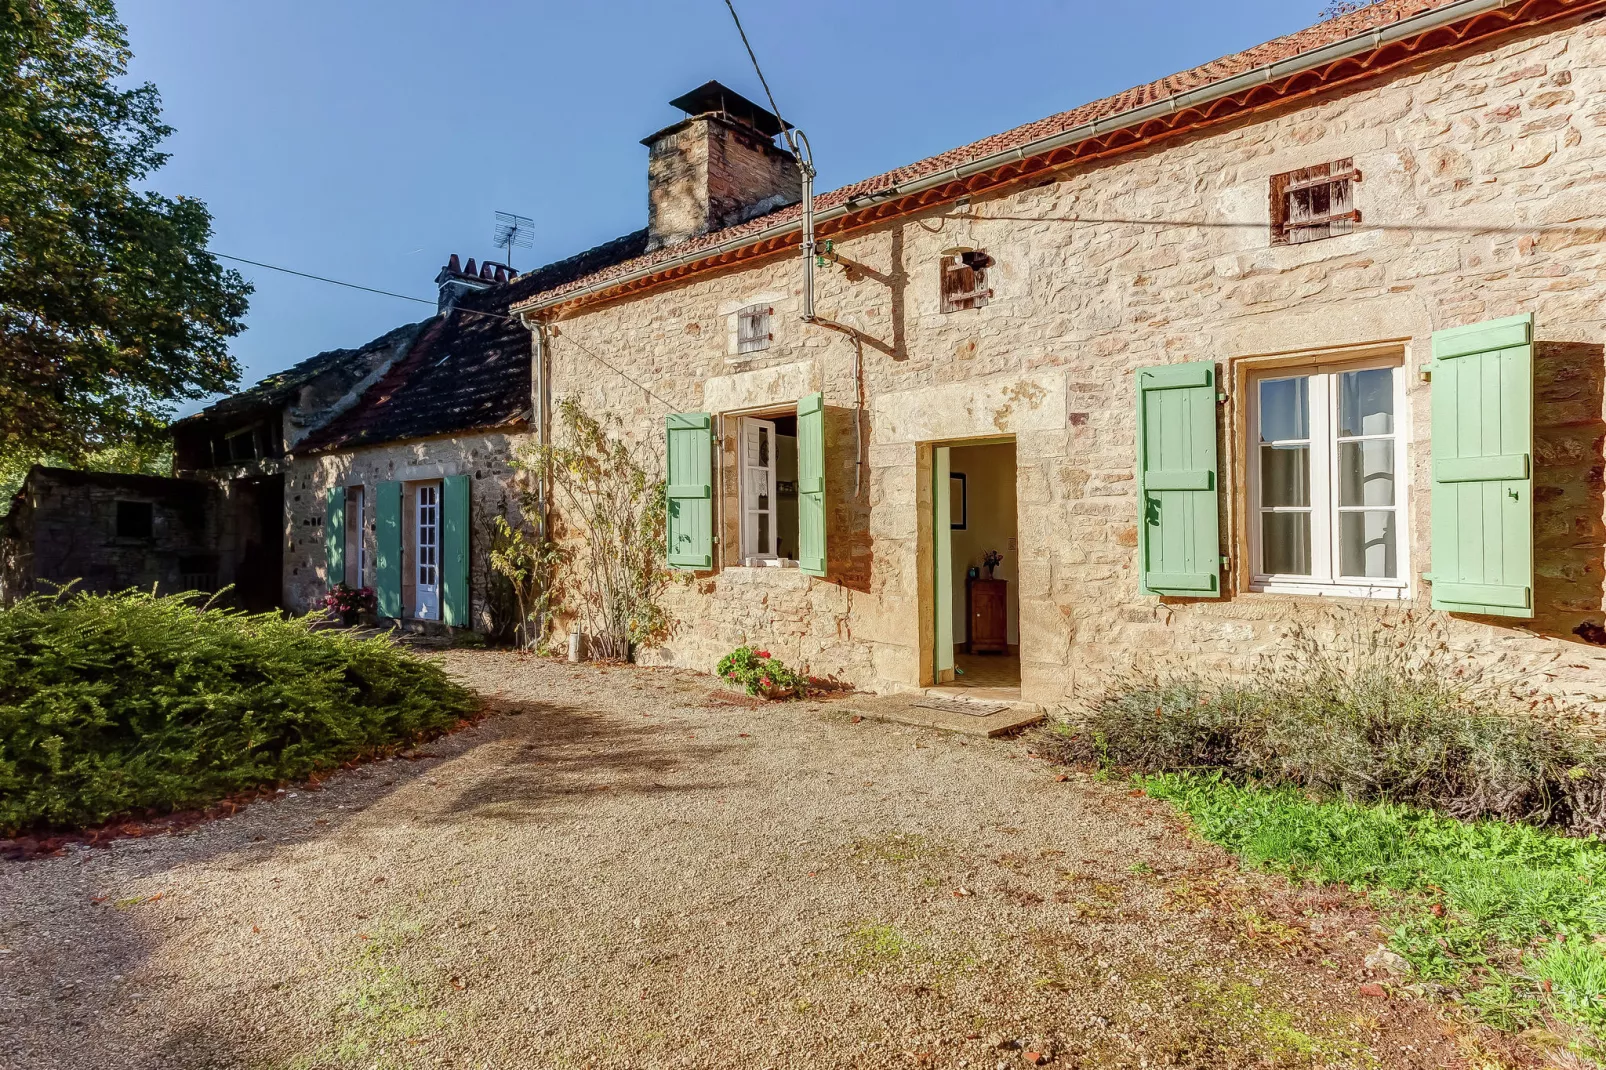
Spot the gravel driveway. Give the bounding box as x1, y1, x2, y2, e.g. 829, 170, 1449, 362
1, 651, 1483, 1069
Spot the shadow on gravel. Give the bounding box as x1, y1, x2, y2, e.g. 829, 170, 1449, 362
430, 697, 740, 824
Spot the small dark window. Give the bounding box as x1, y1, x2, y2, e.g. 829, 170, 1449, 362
736, 304, 773, 355
1271, 158, 1360, 246
226, 428, 260, 463
940, 250, 993, 313
116, 500, 154, 539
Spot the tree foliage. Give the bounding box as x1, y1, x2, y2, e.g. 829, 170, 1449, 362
0, 0, 250, 461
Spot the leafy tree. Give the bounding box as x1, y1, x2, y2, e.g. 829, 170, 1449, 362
0, 438, 170, 511
0, 0, 250, 464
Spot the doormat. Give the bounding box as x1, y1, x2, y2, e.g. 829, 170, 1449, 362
913, 698, 1010, 718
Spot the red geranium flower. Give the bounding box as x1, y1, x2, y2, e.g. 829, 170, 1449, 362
756, 650, 771, 659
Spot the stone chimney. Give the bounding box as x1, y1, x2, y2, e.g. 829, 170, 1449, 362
434, 254, 515, 313
643, 80, 801, 252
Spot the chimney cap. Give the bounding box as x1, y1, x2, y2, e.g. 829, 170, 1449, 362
666, 80, 790, 139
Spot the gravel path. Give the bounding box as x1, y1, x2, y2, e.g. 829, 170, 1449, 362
1, 652, 1485, 1069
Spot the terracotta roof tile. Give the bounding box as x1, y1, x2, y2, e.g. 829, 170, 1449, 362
516, 0, 1467, 308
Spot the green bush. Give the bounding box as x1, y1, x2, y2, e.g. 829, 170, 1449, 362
715, 646, 808, 698
0, 590, 476, 834
1048, 616, 1606, 835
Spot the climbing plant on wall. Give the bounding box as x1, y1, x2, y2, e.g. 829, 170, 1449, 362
509, 397, 670, 661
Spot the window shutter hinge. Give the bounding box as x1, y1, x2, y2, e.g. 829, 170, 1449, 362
1419, 362, 1433, 382
1216, 391, 1227, 403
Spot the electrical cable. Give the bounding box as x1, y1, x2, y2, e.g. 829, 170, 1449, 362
721, 0, 799, 157
211, 250, 677, 412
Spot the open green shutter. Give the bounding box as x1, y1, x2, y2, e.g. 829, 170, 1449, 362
325, 486, 346, 590
666, 413, 713, 569
1136, 362, 1221, 597
1428, 313, 1534, 618
441, 474, 470, 627
797, 392, 827, 577
375, 481, 402, 618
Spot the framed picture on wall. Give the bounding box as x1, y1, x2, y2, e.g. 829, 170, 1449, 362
950, 472, 967, 530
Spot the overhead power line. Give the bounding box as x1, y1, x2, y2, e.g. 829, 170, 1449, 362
213, 252, 436, 306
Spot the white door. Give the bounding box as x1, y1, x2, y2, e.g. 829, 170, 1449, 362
415, 482, 440, 620
740, 418, 779, 563
933, 446, 955, 683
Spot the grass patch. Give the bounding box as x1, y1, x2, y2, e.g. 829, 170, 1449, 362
846, 922, 921, 969
0, 589, 475, 834
1144, 770, 1606, 1058
291, 918, 450, 1069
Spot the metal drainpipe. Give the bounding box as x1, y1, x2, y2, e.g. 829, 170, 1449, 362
793, 129, 817, 323
518, 312, 551, 645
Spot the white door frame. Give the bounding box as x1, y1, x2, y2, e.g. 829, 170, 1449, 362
415, 481, 441, 620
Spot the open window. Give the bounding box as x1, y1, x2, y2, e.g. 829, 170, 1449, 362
739, 414, 798, 564
1247, 357, 1407, 596
343, 485, 365, 587
115, 500, 154, 539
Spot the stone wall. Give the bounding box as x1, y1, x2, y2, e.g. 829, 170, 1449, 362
0, 469, 220, 604
537, 15, 1606, 714
282, 432, 529, 634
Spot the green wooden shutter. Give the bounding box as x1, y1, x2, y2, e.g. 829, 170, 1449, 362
375, 481, 403, 618
1136, 362, 1222, 597
666, 413, 713, 569
441, 474, 471, 627
797, 392, 827, 578
325, 486, 346, 589
1428, 313, 1534, 618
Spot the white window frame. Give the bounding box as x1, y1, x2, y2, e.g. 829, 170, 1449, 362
739, 416, 781, 565
1246, 354, 1409, 599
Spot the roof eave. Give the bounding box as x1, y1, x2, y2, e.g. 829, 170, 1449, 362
514, 0, 1596, 319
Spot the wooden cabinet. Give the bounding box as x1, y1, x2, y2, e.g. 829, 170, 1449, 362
965, 578, 1009, 654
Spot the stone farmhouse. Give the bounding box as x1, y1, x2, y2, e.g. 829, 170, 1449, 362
86, 0, 1606, 709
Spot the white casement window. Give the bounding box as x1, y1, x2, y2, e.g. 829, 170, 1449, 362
1248, 360, 1407, 597
740, 417, 778, 563
415, 482, 441, 619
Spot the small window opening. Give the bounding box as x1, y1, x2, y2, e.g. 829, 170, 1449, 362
225, 427, 260, 463
737, 304, 773, 355
940, 250, 993, 313
1271, 158, 1360, 246
116, 500, 154, 539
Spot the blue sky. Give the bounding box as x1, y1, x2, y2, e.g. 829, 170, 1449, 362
119, 0, 1336, 411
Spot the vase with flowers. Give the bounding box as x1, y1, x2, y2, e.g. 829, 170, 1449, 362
322, 583, 377, 627
981, 549, 1004, 580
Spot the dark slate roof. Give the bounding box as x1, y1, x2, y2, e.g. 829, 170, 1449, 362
172, 322, 425, 428
296, 229, 649, 454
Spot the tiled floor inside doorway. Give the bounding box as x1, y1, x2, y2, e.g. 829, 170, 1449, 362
928, 652, 1022, 704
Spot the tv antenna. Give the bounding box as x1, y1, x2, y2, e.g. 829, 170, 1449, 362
493, 210, 533, 269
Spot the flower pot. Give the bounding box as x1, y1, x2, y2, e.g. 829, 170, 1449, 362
340, 609, 359, 627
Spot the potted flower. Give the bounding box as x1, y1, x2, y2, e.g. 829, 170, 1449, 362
982, 549, 1004, 579
715, 646, 808, 700
323, 583, 377, 627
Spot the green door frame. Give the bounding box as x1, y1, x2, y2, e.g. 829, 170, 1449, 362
933, 445, 955, 683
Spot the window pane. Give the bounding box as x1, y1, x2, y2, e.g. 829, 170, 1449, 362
1339, 368, 1394, 437
1339, 510, 1397, 579
1258, 377, 1309, 442
1260, 445, 1310, 508
757, 512, 770, 554
1261, 512, 1311, 576
758, 426, 770, 467
1339, 440, 1395, 507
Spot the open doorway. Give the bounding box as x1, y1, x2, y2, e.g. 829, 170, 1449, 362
931, 439, 1020, 701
